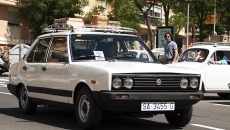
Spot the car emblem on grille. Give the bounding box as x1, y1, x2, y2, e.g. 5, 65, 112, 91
156, 79, 161, 85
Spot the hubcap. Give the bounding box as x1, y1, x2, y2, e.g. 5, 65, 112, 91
78, 95, 90, 122
20, 87, 28, 109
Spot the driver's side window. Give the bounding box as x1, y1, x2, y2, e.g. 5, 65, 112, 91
27, 38, 51, 63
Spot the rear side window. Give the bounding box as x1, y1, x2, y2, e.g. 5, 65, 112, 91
27, 38, 51, 62
47, 37, 67, 63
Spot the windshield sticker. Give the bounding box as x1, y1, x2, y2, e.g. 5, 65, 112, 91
76, 34, 81, 37
93, 51, 105, 60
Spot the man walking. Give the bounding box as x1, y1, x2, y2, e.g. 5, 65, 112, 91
164, 32, 178, 63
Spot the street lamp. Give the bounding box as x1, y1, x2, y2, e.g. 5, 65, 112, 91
185, 0, 193, 49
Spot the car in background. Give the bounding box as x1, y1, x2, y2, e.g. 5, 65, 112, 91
171, 42, 230, 98
8, 43, 30, 69
128, 50, 150, 60
152, 48, 165, 58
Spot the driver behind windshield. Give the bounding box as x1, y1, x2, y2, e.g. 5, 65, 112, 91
105, 42, 118, 58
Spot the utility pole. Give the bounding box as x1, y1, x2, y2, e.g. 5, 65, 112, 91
186, 3, 189, 48
214, 0, 216, 35
185, 0, 192, 48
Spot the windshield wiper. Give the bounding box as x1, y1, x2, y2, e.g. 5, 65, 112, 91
73, 55, 102, 60
112, 53, 136, 59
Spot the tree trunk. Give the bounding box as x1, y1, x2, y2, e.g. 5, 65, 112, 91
143, 13, 154, 49
162, 4, 170, 26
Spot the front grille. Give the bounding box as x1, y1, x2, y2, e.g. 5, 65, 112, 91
112, 73, 200, 91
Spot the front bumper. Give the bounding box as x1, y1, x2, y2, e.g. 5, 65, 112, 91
93, 91, 203, 112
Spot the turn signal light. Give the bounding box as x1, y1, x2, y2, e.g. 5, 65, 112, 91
189, 95, 200, 99
115, 94, 129, 99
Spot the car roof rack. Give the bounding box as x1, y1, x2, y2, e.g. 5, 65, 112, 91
191, 42, 230, 47
41, 23, 137, 34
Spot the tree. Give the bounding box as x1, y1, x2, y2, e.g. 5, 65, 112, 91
158, 0, 179, 26
217, 0, 230, 37
18, 0, 88, 38
171, 0, 217, 42
99, 0, 141, 31
100, 0, 159, 49
168, 13, 186, 37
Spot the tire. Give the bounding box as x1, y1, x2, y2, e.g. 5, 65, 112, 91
18, 85, 37, 115
76, 87, 102, 130
165, 106, 193, 127
217, 93, 230, 98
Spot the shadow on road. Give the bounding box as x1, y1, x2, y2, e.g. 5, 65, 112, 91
210, 102, 230, 106
0, 107, 183, 130
203, 95, 230, 100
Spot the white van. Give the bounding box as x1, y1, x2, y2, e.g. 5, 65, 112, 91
8, 43, 30, 68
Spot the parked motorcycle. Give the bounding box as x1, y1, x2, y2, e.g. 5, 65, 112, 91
0, 58, 9, 75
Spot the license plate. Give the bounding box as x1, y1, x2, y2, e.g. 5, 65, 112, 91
141, 102, 175, 111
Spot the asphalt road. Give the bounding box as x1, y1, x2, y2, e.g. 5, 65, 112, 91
0, 76, 229, 130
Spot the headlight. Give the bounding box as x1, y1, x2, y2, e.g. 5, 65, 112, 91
124, 77, 133, 89
112, 77, 122, 89
180, 78, 188, 89
190, 78, 199, 88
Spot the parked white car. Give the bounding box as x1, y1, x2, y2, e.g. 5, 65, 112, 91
151, 48, 165, 58
7, 24, 203, 129
128, 50, 150, 60
171, 42, 230, 98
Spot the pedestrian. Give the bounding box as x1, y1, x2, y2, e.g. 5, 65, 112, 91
164, 32, 178, 63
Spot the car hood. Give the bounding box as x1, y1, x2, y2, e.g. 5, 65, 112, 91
166, 62, 204, 71
72, 61, 200, 74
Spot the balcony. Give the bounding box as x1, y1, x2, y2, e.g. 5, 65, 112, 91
140, 16, 162, 27
0, 0, 18, 6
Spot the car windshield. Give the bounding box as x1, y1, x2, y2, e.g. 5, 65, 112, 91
70, 34, 158, 62
178, 48, 209, 63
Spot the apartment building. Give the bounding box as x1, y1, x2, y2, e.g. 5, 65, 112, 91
0, 0, 31, 49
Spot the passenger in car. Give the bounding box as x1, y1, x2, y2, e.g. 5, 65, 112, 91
209, 51, 228, 65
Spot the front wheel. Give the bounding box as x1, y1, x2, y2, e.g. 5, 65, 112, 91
217, 93, 230, 98
76, 87, 102, 130
18, 85, 37, 115
165, 106, 193, 127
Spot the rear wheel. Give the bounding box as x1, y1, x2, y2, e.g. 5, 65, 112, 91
76, 87, 102, 129
165, 106, 193, 127
18, 85, 37, 115
217, 93, 230, 98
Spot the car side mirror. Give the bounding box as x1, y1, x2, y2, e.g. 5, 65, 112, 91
158, 55, 168, 64
51, 51, 68, 62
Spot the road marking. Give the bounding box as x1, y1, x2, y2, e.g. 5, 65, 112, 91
0, 84, 7, 87
0, 79, 9, 81
213, 104, 230, 107
0, 92, 12, 95
191, 124, 225, 130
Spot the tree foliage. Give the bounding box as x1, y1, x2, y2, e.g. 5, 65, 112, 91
169, 13, 186, 35
18, 0, 88, 38
217, 0, 230, 36
99, 0, 141, 31
100, 0, 159, 49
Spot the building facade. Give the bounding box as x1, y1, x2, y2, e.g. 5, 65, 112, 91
0, 0, 190, 52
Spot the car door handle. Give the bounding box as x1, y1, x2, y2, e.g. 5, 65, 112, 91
42, 66, 47, 71
22, 66, 27, 70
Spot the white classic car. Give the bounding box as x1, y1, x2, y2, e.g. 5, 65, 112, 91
170, 42, 230, 98
7, 24, 203, 129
